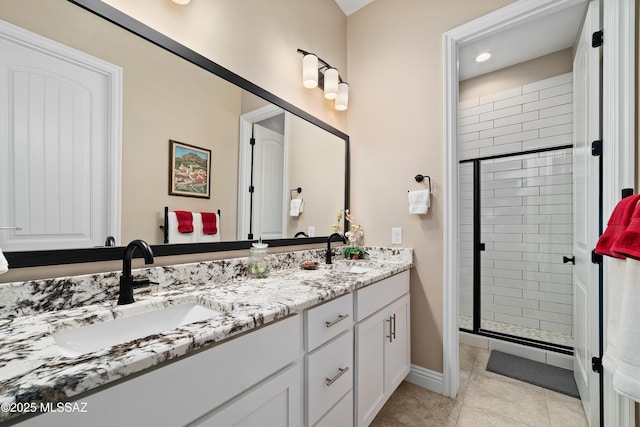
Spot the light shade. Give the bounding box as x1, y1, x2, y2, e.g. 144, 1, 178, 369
171, 0, 191, 4
475, 52, 491, 63
302, 54, 319, 89
335, 82, 349, 111
324, 68, 339, 99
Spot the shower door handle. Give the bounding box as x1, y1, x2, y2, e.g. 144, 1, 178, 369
563, 255, 575, 264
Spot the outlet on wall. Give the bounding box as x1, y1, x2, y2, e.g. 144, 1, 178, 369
391, 227, 402, 245
308, 226, 315, 237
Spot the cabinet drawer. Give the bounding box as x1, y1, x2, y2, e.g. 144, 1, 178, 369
305, 293, 353, 351
314, 390, 353, 427
356, 270, 409, 321
306, 330, 353, 426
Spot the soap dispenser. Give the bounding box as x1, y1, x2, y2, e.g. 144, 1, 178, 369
249, 239, 271, 278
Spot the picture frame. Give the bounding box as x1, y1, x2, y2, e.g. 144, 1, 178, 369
169, 139, 212, 198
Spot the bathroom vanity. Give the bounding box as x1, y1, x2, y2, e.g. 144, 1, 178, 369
0, 248, 412, 426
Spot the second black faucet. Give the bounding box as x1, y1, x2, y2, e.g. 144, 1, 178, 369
326, 233, 347, 264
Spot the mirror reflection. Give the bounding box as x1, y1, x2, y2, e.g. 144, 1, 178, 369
0, 0, 346, 256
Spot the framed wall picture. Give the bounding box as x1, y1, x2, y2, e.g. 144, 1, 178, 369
169, 140, 211, 198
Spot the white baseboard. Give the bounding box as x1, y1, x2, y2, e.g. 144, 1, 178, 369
405, 364, 444, 395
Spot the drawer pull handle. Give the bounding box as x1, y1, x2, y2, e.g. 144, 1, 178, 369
325, 366, 349, 387
325, 313, 349, 328
386, 314, 397, 342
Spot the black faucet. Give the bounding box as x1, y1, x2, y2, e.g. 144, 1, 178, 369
118, 239, 154, 305
326, 233, 347, 264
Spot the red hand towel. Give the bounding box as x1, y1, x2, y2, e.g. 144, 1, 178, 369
201, 212, 218, 235
174, 210, 194, 233
595, 194, 640, 258
612, 198, 640, 260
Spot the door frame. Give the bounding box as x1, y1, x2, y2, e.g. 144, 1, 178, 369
601, 0, 636, 425
442, 2, 634, 420
237, 104, 287, 240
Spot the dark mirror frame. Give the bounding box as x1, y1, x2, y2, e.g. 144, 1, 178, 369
5, 0, 349, 268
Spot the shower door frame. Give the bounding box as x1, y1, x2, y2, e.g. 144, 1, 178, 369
459, 144, 575, 356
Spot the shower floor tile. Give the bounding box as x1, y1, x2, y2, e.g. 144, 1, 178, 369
458, 315, 573, 347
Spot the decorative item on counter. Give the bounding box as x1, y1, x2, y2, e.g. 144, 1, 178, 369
249, 238, 271, 278
301, 261, 319, 270
332, 209, 367, 260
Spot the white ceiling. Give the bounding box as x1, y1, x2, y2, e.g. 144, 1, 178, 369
334, 1, 587, 81
334, 0, 374, 16
459, 3, 587, 80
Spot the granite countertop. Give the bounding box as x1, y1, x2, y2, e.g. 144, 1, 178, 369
0, 247, 412, 423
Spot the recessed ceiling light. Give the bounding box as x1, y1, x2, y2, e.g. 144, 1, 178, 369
475, 53, 491, 63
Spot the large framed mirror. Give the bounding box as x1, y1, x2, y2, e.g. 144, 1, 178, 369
1, 0, 349, 268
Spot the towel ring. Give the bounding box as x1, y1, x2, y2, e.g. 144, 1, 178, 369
414, 174, 431, 191
290, 187, 302, 200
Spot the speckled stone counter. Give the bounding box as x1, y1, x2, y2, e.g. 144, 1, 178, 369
0, 247, 412, 423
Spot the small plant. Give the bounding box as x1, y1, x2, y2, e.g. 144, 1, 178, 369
332, 209, 366, 259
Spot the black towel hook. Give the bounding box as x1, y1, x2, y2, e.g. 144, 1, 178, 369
415, 174, 431, 191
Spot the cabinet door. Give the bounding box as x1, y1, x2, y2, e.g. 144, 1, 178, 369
189, 363, 301, 426
314, 390, 353, 427
386, 293, 411, 393
354, 309, 387, 427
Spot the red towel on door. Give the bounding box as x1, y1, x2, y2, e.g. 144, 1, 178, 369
612, 199, 640, 260
201, 212, 218, 235
174, 210, 194, 233
595, 194, 640, 258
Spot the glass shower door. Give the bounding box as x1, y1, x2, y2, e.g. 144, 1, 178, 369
479, 148, 574, 348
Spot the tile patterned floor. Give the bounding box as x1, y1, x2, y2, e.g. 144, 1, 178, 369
370, 344, 588, 426
458, 316, 573, 347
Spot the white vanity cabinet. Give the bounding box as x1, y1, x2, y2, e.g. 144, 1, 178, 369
17, 316, 301, 427
304, 293, 354, 426
354, 270, 410, 427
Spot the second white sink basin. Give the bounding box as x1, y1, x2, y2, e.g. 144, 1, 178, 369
53, 303, 221, 357
338, 265, 373, 274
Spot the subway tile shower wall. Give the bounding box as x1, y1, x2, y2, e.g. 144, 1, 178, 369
458, 73, 574, 344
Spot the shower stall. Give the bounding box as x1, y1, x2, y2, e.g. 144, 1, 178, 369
459, 147, 574, 352
458, 72, 575, 353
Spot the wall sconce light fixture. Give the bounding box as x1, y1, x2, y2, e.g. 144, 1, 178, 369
297, 49, 348, 111
171, 0, 191, 5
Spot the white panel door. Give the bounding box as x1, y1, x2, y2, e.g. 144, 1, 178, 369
0, 21, 121, 250
572, 1, 601, 425
253, 124, 285, 240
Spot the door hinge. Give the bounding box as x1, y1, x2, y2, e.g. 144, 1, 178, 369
249, 185, 254, 193
479, 243, 486, 251
591, 249, 603, 265
592, 30, 603, 48
250, 137, 256, 146
591, 140, 602, 157
592, 356, 603, 373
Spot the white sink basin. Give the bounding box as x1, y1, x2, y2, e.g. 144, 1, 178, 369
339, 265, 373, 274
53, 303, 221, 357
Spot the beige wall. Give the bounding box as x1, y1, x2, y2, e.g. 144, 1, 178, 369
460, 48, 574, 100
347, 0, 515, 373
